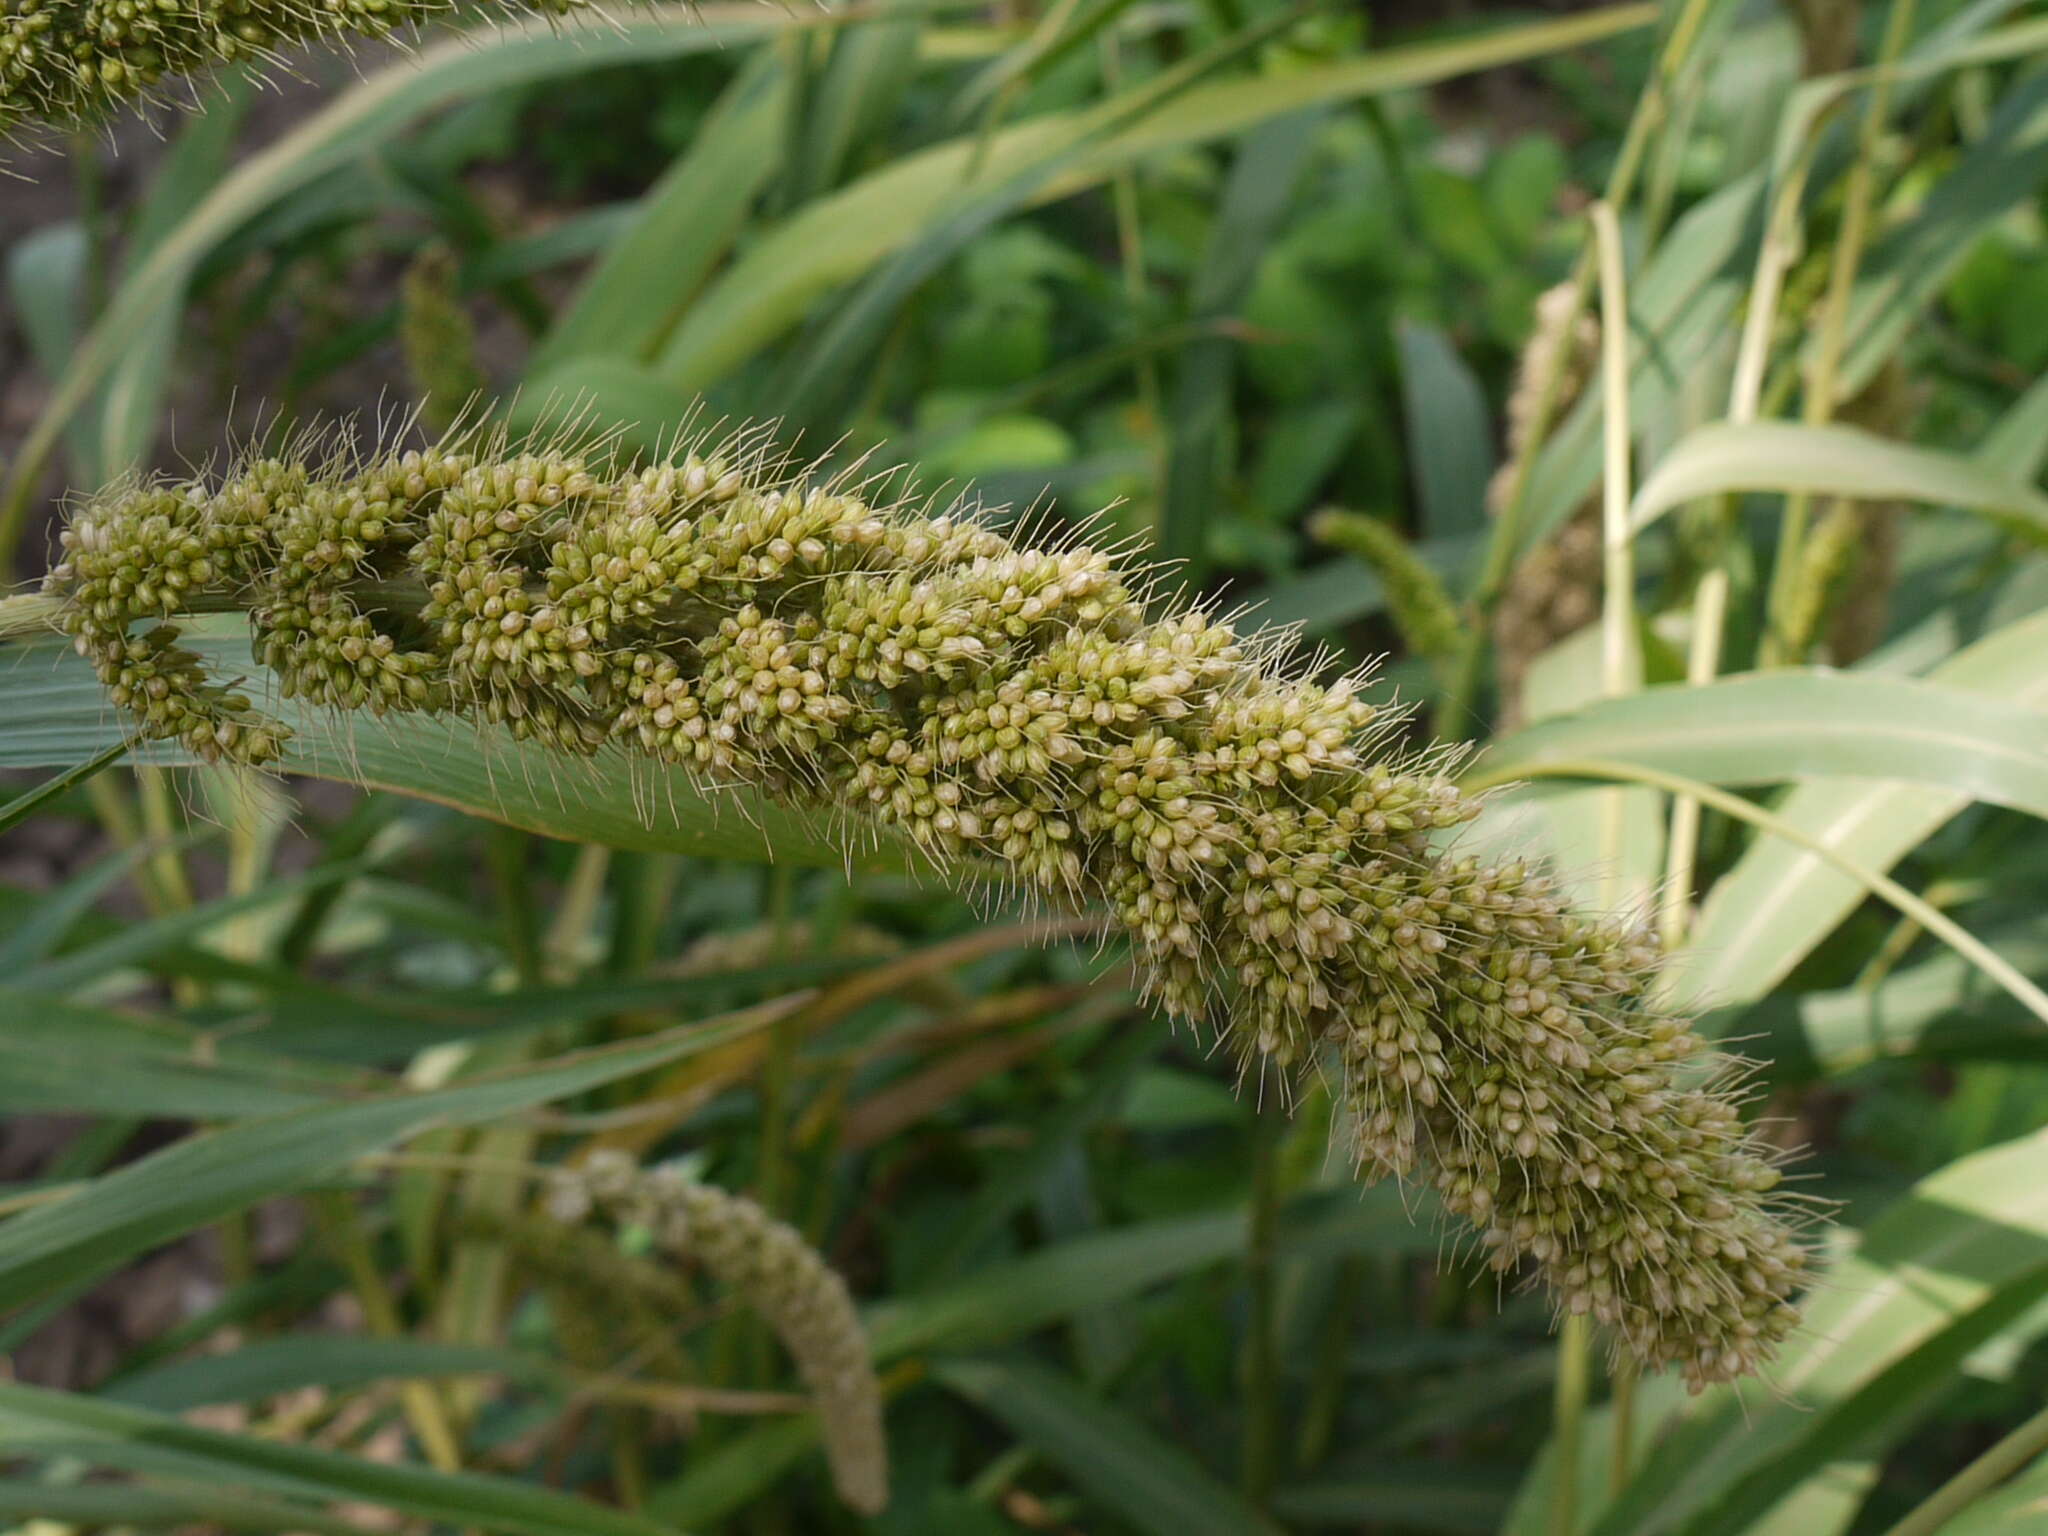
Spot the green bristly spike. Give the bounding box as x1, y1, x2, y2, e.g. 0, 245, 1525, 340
1, 0, 589, 136
43, 415, 1811, 1389
549, 1153, 890, 1516
1307, 507, 1466, 669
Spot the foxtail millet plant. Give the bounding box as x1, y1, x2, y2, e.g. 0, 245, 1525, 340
0, 0, 584, 135
545, 1150, 889, 1515
34, 421, 1812, 1389
1489, 281, 1603, 728
400, 243, 491, 437
1307, 507, 1465, 674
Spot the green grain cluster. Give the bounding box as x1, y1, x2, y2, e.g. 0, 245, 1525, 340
400, 243, 490, 436
547, 1151, 889, 1515
45, 426, 1811, 1388
1307, 507, 1464, 668
1, 0, 577, 134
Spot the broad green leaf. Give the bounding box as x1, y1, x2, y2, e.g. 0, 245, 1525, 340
1738, 919, 2048, 1076
1396, 320, 1497, 541
1472, 670, 2048, 823
1682, 607, 2048, 1009
1159, 109, 1327, 575
934, 1356, 1283, 1536
0, 1381, 677, 1536
0, 739, 125, 837
104, 1335, 557, 1411
0, 1034, 334, 1119
1629, 422, 2048, 538
0, 992, 362, 1090
1593, 1125, 2048, 1536
1277, 1462, 1521, 1533
0, 998, 792, 1310
527, 51, 791, 373
0, 629, 921, 872
0, 1479, 361, 1536
654, 4, 1658, 394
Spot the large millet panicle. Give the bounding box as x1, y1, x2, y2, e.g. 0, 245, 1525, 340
42, 428, 1810, 1387
0, 0, 582, 135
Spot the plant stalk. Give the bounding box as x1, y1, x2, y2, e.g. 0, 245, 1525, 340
1438, 0, 1716, 739
1763, 0, 1918, 662
311, 1191, 465, 1473
1656, 131, 1818, 950
1883, 1402, 2048, 1536
1556, 199, 1636, 1536
1608, 1358, 1638, 1496
1240, 1108, 1284, 1506
1551, 1312, 1593, 1536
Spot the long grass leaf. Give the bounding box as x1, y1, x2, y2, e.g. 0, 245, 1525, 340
0, 1380, 679, 1536
0, 996, 795, 1309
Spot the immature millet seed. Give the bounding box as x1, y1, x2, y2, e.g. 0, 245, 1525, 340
42, 426, 1813, 1388
547, 1151, 889, 1515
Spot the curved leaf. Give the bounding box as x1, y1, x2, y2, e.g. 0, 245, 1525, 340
1681, 608, 2048, 1009
935, 1356, 1283, 1536
1629, 421, 2048, 537
1471, 670, 2048, 822
0, 1380, 676, 1536
526, 51, 791, 373
0, 998, 793, 1310
104, 1335, 559, 1411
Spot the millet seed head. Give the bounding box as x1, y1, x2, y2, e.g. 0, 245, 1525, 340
42, 421, 1812, 1388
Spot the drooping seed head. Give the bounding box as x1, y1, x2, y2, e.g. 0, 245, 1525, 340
549, 1151, 889, 1515
43, 418, 1813, 1388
